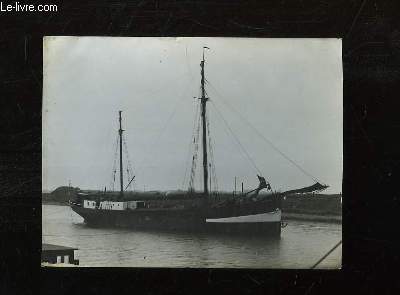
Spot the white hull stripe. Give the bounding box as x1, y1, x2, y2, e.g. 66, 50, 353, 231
206, 209, 281, 223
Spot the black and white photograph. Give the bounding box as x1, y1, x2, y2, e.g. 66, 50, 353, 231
42, 37, 342, 268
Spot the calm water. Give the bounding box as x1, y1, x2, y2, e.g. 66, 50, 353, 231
42, 205, 341, 268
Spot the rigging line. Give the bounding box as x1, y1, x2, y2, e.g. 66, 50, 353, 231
122, 134, 135, 190
183, 86, 203, 189
134, 81, 192, 178
210, 100, 262, 175
125, 136, 134, 176
211, 100, 261, 176
206, 111, 219, 194
208, 133, 216, 192
129, 69, 193, 99
188, 110, 202, 191
110, 132, 120, 191
206, 80, 320, 183
125, 176, 135, 191
206, 108, 216, 189
102, 116, 114, 182
150, 81, 192, 146
189, 109, 202, 191
182, 100, 200, 189
122, 134, 133, 172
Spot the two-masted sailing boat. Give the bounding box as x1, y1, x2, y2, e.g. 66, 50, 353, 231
70, 48, 328, 237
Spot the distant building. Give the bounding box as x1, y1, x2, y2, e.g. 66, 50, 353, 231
41, 243, 79, 265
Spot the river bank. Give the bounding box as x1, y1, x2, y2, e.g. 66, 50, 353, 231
282, 212, 341, 223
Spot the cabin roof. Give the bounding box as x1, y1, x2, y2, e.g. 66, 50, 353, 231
42, 243, 78, 251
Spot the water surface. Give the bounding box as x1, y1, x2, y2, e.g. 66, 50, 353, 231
42, 205, 341, 268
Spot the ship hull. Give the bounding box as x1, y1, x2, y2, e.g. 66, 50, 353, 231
70, 204, 281, 237
71, 204, 206, 231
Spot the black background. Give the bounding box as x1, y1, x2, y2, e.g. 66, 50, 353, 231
1, 0, 400, 294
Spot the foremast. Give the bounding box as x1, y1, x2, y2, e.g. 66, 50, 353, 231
118, 110, 124, 199
200, 47, 209, 197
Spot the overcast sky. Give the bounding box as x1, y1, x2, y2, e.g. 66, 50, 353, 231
42, 37, 342, 194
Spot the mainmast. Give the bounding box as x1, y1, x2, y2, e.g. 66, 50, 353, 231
200, 47, 209, 196
118, 111, 124, 198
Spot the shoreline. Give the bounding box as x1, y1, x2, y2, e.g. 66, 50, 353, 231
282, 212, 341, 224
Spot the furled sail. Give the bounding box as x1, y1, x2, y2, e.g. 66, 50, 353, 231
282, 182, 329, 195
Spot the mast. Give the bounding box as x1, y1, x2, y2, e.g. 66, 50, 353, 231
118, 111, 124, 198
200, 47, 209, 196
209, 163, 212, 194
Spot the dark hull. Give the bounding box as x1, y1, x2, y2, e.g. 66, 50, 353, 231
71, 204, 281, 237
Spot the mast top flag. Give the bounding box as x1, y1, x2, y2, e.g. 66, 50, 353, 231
203, 46, 210, 61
